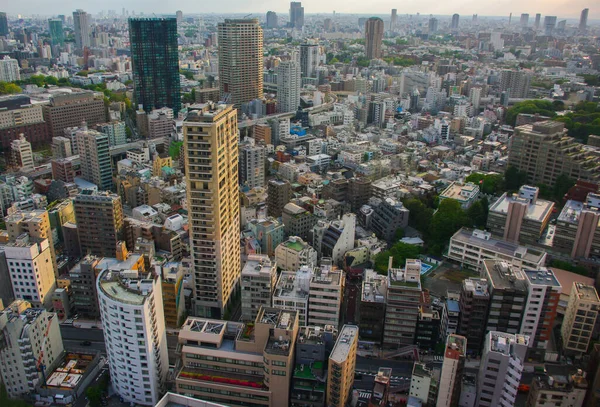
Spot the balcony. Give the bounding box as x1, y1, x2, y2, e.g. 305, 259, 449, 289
177, 367, 268, 390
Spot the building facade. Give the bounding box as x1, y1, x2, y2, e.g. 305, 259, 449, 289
74, 192, 124, 258
327, 325, 358, 407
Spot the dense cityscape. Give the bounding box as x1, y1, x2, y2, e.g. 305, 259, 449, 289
0, 3, 599, 407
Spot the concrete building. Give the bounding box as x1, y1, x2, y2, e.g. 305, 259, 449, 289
500, 69, 531, 98
447, 228, 547, 271
487, 185, 554, 245
383, 258, 422, 347
526, 368, 587, 407
51, 136, 72, 159
359, 269, 387, 342
282, 202, 317, 241
483, 260, 529, 334
290, 2, 305, 29
266, 11, 278, 28
0, 56, 20, 82
74, 192, 123, 258
76, 126, 113, 191
327, 325, 358, 407
4, 235, 56, 309
312, 213, 356, 266
370, 197, 409, 242
247, 218, 284, 257
0, 95, 48, 150
410, 363, 437, 406
10, 134, 34, 171
275, 236, 317, 271
521, 268, 561, 358
458, 278, 490, 354
184, 103, 240, 319
439, 182, 480, 209
68, 255, 102, 318
97, 263, 168, 406
267, 179, 292, 218
241, 255, 277, 322
175, 307, 299, 407
0, 300, 64, 398
365, 18, 384, 59
477, 332, 528, 407
72, 9, 91, 49
437, 335, 466, 407
147, 108, 175, 140
159, 262, 185, 328
273, 267, 311, 326
42, 91, 106, 138
308, 259, 344, 328
554, 192, 600, 259
96, 121, 127, 147
299, 42, 321, 79
239, 140, 266, 189
508, 121, 600, 186
561, 282, 600, 354
218, 19, 263, 108
277, 60, 301, 113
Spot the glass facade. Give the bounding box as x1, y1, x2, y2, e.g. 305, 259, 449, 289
48, 19, 64, 46
129, 18, 181, 115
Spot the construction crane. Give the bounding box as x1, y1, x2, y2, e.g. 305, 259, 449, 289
243, 14, 253, 19
36, 316, 54, 388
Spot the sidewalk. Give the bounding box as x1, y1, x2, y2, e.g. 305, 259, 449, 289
63, 318, 103, 329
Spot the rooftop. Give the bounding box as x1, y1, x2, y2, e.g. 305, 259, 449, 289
330, 325, 358, 364
282, 236, 310, 252
488, 332, 530, 355
446, 299, 460, 313
489, 191, 554, 223
462, 278, 490, 297
523, 268, 561, 288
445, 334, 467, 356
440, 182, 479, 202
274, 268, 311, 300
98, 268, 156, 305
362, 269, 387, 303
484, 260, 529, 292
573, 282, 600, 303
242, 255, 275, 277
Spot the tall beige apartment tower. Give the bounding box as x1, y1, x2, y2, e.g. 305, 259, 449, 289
218, 19, 263, 108
365, 17, 384, 59
184, 103, 241, 318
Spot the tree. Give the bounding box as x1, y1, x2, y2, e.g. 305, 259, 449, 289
86, 385, 103, 407
467, 200, 488, 228
466, 173, 504, 195
504, 100, 559, 126
374, 242, 421, 274
553, 174, 575, 201
0, 82, 22, 95
504, 166, 528, 191
428, 199, 470, 255
403, 198, 434, 236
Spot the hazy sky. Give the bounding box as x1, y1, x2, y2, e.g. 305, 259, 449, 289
5, 1, 596, 20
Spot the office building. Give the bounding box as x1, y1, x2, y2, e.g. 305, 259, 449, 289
487, 185, 554, 245
277, 60, 301, 113
451, 14, 460, 30
410, 363, 437, 406
282, 203, 316, 241
458, 278, 490, 354
51, 159, 75, 183
579, 8, 589, 31
447, 228, 547, 271
275, 237, 317, 271
290, 2, 305, 30
0, 56, 20, 82
521, 268, 561, 358
543, 16, 557, 36
534, 13, 541, 29
554, 193, 600, 259
527, 367, 588, 407
76, 126, 113, 191
241, 255, 277, 322
312, 214, 356, 266
390, 9, 398, 30
0, 12, 7, 36
383, 258, 422, 347
428, 18, 438, 34
48, 19, 64, 46
365, 17, 384, 60
0, 95, 48, 150
273, 267, 311, 326
42, 91, 106, 138
218, 19, 263, 108
184, 103, 240, 318
10, 134, 34, 171
437, 334, 466, 407
483, 260, 529, 334
267, 179, 292, 218
96, 121, 127, 147
0, 300, 64, 398
239, 140, 266, 188
299, 42, 321, 79
68, 255, 102, 318
508, 121, 600, 186
359, 269, 387, 342
327, 325, 358, 407
51, 136, 72, 159
500, 69, 530, 98
74, 192, 124, 258
561, 282, 600, 354
477, 332, 529, 407
308, 259, 344, 328
72, 9, 91, 49
369, 197, 409, 242
266, 11, 278, 29
97, 264, 168, 406
520, 13, 529, 27
175, 307, 299, 407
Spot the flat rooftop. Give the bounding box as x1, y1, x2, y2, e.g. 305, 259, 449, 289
330, 325, 359, 364
524, 268, 561, 287
362, 270, 387, 303
242, 255, 275, 277
574, 282, 600, 303
489, 193, 554, 223
488, 332, 530, 355
484, 260, 529, 292
440, 182, 478, 202
282, 237, 309, 252
452, 228, 546, 263
274, 269, 310, 300
446, 334, 467, 355
462, 278, 490, 297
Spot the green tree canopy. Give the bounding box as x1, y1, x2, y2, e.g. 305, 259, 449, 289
374, 242, 421, 274
428, 199, 470, 255
0, 82, 22, 95
504, 166, 528, 191
505, 100, 560, 127
465, 173, 504, 195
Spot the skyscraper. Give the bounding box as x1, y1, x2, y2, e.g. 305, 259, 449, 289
290, 2, 304, 29
239, 139, 266, 188
72, 9, 91, 49
266, 11, 278, 28
520, 13, 529, 27
365, 17, 384, 60
48, 19, 64, 46
500, 69, 531, 98
390, 9, 397, 30
218, 19, 263, 108
0, 12, 8, 36
129, 18, 181, 115
534, 13, 541, 29
543, 16, 557, 35
74, 192, 124, 258
184, 103, 240, 318
300, 42, 321, 78
579, 8, 589, 31
451, 14, 460, 30
428, 18, 438, 34
76, 126, 113, 191
276, 60, 301, 113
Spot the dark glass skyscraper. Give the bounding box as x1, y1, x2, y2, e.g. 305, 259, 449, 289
0, 12, 8, 36
48, 19, 64, 46
129, 18, 181, 115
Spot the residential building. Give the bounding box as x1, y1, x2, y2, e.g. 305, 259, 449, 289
458, 278, 490, 354
410, 363, 437, 406
365, 17, 384, 60
159, 262, 185, 328
442, 299, 460, 336
218, 19, 263, 107
416, 305, 441, 352
526, 368, 587, 407
5, 210, 56, 273
266, 11, 278, 29
477, 332, 529, 407
312, 214, 356, 266
561, 282, 600, 354
175, 307, 299, 407
267, 179, 292, 218
487, 185, 554, 245
274, 236, 317, 271
42, 91, 106, 138
483, 260, 529, 334
68, 255, 102, 318
447, 228, 547, 271
508, 121, 600, 186
241, 255, 277, 322
147, 108, 175, 140
436, 334, 467, 407
96, 121, 127, 147
51, 136, 72, 159
97, 262, 168, 406
155, 393, 227, 407
383, 258, 422, 347
358, 269, 387, 342
74, 192, 124, 258
247, 217, 284, 257
0, 95, 48, 150
277, 60, 301, 113
10, 134, 34, 171
439, 182, 480, 209
239, 140, 266, 188
184, 103, 240, 318
554, 193, 600, 259
521, 268, 561, 358
500, 70, 530, 98
0, 56, 20, 82
308, 259, 344, 328
282, 202, 317, 241
451, 14, 460, 29
299, 42, 321, 79
72, 9, 91, 49
273, 267, 311, 326
0, 300, 64, 398
76, 126, 113, 191
0, 12, 7, 36
129, 18, 181, 115
369, 197, 409, 242
327, 325, 358, 407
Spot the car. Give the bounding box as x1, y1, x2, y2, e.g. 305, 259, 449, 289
518, 384, 530, 393
80, 341, 92, 346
